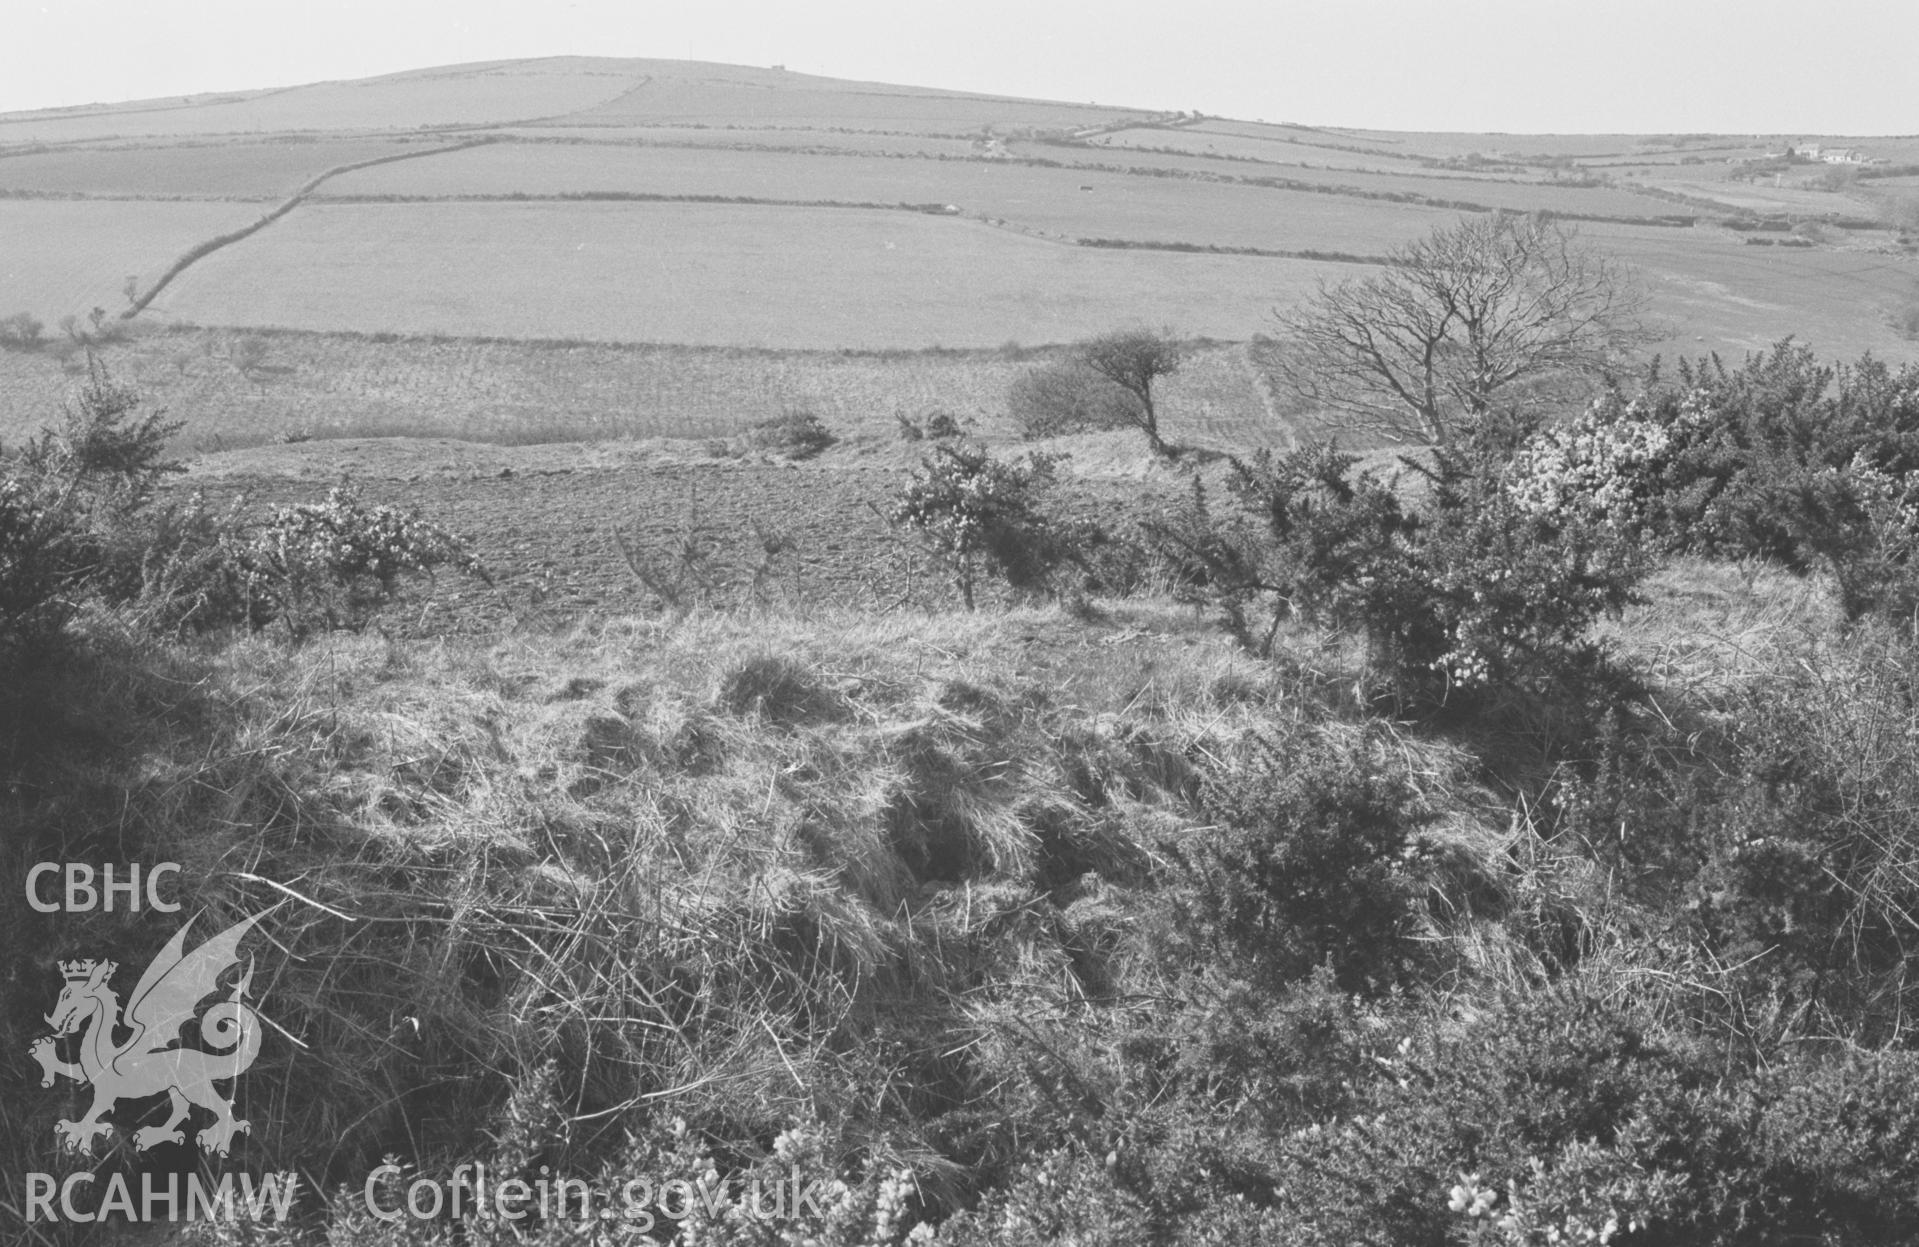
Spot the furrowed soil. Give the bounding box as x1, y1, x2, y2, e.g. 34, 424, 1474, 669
176, 436, 1194, 636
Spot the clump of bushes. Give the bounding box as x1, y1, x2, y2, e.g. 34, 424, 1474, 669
1009, 359, 1139, 438
889, 443, 1084, 609
0, 310, 44, 350
748, 408, 838, 459
0, 358, 183, 658
1173, 731, 1435, 992
1563, 343, 1919, 621
1147, 437, 1649, 712
1, 361, 487, 661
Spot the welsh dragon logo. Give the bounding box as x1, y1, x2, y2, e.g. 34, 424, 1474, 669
28, 910, 267, 1157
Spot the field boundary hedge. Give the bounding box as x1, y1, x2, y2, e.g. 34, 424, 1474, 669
122, 138, 495, 317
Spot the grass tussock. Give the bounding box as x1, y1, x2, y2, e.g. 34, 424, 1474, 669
6, 602, 1517, 1217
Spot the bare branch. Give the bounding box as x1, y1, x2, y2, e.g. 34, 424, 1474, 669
1266, 215, 1650, 445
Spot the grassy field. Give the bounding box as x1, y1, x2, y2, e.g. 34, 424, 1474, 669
1591, 223, 1919, 358
318, 140, 1460, 253
150, 200, 1361, 347
0, 198, 264, 323
0, 137, 431, 198
500, 125, 990, 156
563, 67, 1149, 133
338, 131, 1689, 227
1095, 125, 1442, 172
0, 55, 1912, 449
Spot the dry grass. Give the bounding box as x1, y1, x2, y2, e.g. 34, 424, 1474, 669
1601, 557, 1846, 700
0, 595, 1525, 1198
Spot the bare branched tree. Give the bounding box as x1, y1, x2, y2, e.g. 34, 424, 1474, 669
1267, 215, 1649, 445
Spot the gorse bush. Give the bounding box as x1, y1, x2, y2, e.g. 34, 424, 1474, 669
1148, 437, 1649, 710
1175, 731, 1433, 992
1579, 342, 1919, 620
889, 442, 1083, 609
236, 484, 491, 638
1, 363, 486, 656
0, 357, 182, 659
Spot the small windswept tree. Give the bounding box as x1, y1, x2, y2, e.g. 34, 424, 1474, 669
1267, 215, 1648, 446
1009, 327, 1187, 455
1078, 327, 1187, 456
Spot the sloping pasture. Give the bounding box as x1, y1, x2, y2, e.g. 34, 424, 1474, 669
0, 62, 641, 142
0, 137, 427, 198
1096, 126, 1440, 171
1589, 222, 1919, 359
567, 72, 1148, 134
1035, 140, 1692, 218
318, 141, 1459, 254
150, 200, 1365, 347
499, 125, 988, 156
0, 198, 264, 322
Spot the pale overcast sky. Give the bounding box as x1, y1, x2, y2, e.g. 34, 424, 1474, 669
2, 0, 1912, 134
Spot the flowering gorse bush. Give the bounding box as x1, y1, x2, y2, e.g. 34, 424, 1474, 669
240, 484, 489, 637
667, 1118, 928, 1247
1596, 342, 1919, 619
889, 443, 1077, 609
1151, 440, 1647, 709
1450, 1138, 1687, 1247
1505, 397, 1672, 527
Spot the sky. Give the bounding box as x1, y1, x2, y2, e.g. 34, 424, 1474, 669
1, 0, 1913, 135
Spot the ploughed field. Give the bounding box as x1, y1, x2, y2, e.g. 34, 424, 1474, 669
174, 438, 1190, 635
1, 54, 1916, 451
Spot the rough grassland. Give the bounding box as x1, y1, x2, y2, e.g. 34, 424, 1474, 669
0, 198, 262, 322
152, 200, 1359, 347
0, 137, 433, 198
320, 141, 1459, 253
0, 329, 1280, 452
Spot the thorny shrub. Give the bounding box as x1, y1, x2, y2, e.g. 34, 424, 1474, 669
1582, 343, 1919, 620
889, 442, 1083, 609
236, 484, 491, 638
0, 357, 182, 657
1, 363, 486, 653
1146, 438, 1648, 710
1173, 731, 1435, 993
